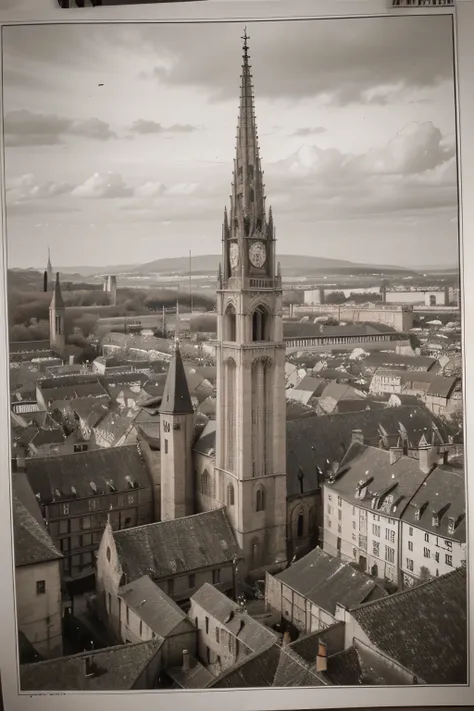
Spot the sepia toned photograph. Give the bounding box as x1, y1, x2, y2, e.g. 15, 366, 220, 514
2, 11, 467, 693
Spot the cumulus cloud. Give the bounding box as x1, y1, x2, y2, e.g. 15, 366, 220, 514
7, 173, 73, 201
4, 110, 117, 146
72, 172, 132, 199
129, 119, 198, 135
134, 181, 166, 198
292, 127, 326, 137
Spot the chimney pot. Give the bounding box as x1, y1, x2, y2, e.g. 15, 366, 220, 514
443, 450, 449, 465
282, 630, 291, 646
419, 447, 431, 474
351, 429, 364, 446
182, 649, 190, 673
316, 641, 328, 673
389, 448, 398, 465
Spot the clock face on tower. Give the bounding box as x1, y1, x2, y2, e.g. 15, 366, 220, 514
249, 241, 267, 269
229, 242, 240, 269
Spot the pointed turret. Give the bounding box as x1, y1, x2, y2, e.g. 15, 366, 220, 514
50, 272, 64, 309
46, 247, 54, 290
159, 344, 193, 415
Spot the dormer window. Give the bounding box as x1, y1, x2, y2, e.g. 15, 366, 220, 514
432, 513, 440, 528
90, 482, 98, 494
414, 507, 421, 521
448, 517, 455, 535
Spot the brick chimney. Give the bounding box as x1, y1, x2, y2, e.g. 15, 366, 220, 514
389, 448, 400, 465
316, 641, 328, 673
351, 429, 364, 446
418, 447, 431, 474
83, 656, 96, 677
182, 649, 190, 673
282, 630, 291, 646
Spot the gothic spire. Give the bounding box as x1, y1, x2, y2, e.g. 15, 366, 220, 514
47, 246, 53, 273
229, 27, 266, 240
50, 272, 64, 309
159, 342, 193, 415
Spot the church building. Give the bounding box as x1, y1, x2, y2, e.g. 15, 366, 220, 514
159, 30, 288, 576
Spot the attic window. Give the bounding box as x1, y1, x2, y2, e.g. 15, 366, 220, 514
414, 507, 421, 521
448, 517, 455, 535
125, 475, 137, 489
90, 482, 98, 494
71, 486, 78, 497
54, 488, 62, 499
107, 480, 117, 493
432, 513, 440, 528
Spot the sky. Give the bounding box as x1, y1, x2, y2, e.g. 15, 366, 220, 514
2, 15, 458, 269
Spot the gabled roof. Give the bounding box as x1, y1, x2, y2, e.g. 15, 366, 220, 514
119, 575, 192, 638
350, 567, 467, 684
20, 638, 164, 691
191, 583, 276, 653
159, 344, 194, 415
13, 495, 62, 567
114, 509, 241, 583
274, 547, 386, 615
289, 622, 345, 663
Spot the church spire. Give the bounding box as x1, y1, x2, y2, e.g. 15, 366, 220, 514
47, 246, 52, 272
229, 27, 266, 241
50, 272, 64, 309
159, 343, 193, 415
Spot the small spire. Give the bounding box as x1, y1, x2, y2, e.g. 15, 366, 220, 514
50, 272, 64, 309
277, 261, 281, 278
159, 341, 193, 415
217, 262, 222, 289
175, 299, 180, 346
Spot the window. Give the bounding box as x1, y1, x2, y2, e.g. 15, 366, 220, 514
385, 546, 395, 564
385, 529, 395, 544
60, 538, 70, 553
435, 552, 440, 563
359, 535, 367, 551
373, 541, 380, 557
106, 547, 111, 562
352, 521, 356, 530
337, 524, 341, 534
327, 505, 332, 514
353, 548, 358, 559
337, 496, 342, 507
337, 509, 342, 521
36, 580, 46, 595
256, 488, 265, 512
409, 527, 413, 536
139, 620, 143, 636
188, 574, 196, 589
164, 439, 168, 454
212, 569, 221, 584
445, 554, 453, 566
406, 559, 414, 571
328, 493, 332, 501
445, 540, 453, 551
59, 519, 70, 535
63, 504, 70, 515
127, 494, 135, 505
126, 606, 129, 624
352, 507, 356, 516
423, 547, 431, 558
327, 519, 332, 528
297, 513, 304, 538
352, 533, 356, 541
372, 524, 380, 537
424, 532, 429, 543
408, 541, 413, 552
205, 616, 209, 634
81, 516, 91, 531
373, 514, 380, 522
226, 483, 235, 507
215, 627, 220, 643
88, 499, 97, 512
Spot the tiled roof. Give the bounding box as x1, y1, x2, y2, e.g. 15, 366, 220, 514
193, 420, 216, 456
350, 567, 467, 684
9, 340, 51, 354
289, 622, 345, 663
284, 322, 399, 340
401, 464, 466, 542
18, 631, 42, 665
363, 353, 437, 371
13, 495, 62, 567
292, 375, 325, 394
167, 658, 215, 689
192, 583, 276, 653
25, 445, 151, 503
208, 643, 326, 688
20, 638, 164, 691
285, 399, 318, 421
319, 382, 366, 403
159, 345, 194, 415
114, 509, 241, 582
119, 575, 192, 638
275, 547, 386, 615
322, 643, 411, 685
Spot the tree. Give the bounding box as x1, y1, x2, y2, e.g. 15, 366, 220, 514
325, 291, 347, 304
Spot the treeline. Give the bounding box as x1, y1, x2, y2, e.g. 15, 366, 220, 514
325, 291, 382, 305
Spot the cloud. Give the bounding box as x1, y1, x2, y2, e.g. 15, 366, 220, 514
139, 16, 453, 104
292, 127, 326, 137
72, 172, 132, 199
4, 110, 117, 146
129, 119, 198, 135
7, 173, 73, 202
134, 181, 166, 198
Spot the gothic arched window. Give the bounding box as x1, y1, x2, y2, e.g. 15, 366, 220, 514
256, 487, 265, 512
224, 304, 236, 342
226, 483, 235, 507
201, 470, 210, 498
252, 306, 271, 342
296, 512, 304, 538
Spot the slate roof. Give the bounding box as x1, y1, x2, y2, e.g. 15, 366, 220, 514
119, 575, 192, 638
319, 382, 366, 403
20, 638, 164, 691
193, 420, 217, 456
401, 464, 466, 542
159, 345, 194, 415
350, 567, 467, 684
275, 547, 386, 615
289, 622, 345, 663
13, 495, 62, 567
167, 659, 215, 689
363, 353, 437, 372
9, 340, 51, 354
322, 644, 411, 685
292, 375, 325, 394
114, 509, 241, 583
192, 583, 276, 653
208, 643, 326, 688
18, 632, 42, 665
285, 399, 318, 421
25, 445, 151, 504
283, 322, 399, 340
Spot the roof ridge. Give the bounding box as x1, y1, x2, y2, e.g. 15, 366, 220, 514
114, 507, 226, 537
23, 636, 164, 669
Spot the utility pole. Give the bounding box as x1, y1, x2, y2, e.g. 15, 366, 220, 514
189, 250, 193, 314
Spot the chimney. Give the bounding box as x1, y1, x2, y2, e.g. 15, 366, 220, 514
442, 450, 449, 465
389, 448, 399, 465
316, 641, 328, 673
351, 429, 364, 446
419, 447, 431, 474
84, 656, 95, 677
282, 630, 291, 646
182, 649, 190, 673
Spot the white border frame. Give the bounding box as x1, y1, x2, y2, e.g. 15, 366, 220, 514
0, 1, 473, 709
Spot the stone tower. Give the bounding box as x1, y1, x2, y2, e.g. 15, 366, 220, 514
159, 342, 195, 521
46, 247, 54, 291
215, 29, 287, 574
49, 272, 66, 354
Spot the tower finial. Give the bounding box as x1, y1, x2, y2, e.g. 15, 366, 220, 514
175, 299, 180, 347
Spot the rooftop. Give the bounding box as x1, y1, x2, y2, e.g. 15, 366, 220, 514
114, 509, 241, 583
13, 494, 62, 567
274, 547, 386, 615
350, 567, 467, 684
159, 344, 194, 415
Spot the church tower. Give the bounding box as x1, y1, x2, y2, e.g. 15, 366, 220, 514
46, 247, 54, 291
159, 341, 195, 521
215, 29, 287, 574
49, 272, 66, 354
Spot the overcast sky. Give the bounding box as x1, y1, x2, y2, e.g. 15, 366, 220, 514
2, 15, 458, 269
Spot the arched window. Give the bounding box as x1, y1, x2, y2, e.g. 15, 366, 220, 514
226, 483, 235, 507
256, 487, 265, 512
224, 304, 236, 342
201, 470, 210, 497
225, 360, 237, 472
252, 306, 270, 342
106, 547, 111, 562
296, 512, 304, 538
